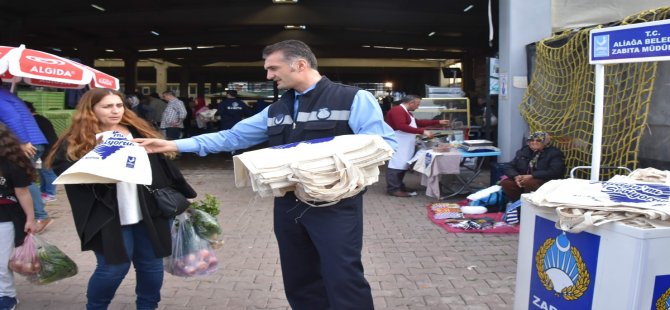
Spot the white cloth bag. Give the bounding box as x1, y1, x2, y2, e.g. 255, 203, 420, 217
53, 131, 152, 185
233, 134, 393, 205
528, 178, 670, 232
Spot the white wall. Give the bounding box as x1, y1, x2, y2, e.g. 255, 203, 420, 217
497, 0, 552, 161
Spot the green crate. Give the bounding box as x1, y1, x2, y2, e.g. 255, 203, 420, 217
17, 91, 65, 114
43, 110, 75, 136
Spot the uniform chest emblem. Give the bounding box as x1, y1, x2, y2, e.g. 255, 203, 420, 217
316, 108, 331, 120
274, 113, 286, 125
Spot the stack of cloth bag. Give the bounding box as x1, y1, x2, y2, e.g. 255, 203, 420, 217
527, 167, 670, 233
233, 134, 394, 206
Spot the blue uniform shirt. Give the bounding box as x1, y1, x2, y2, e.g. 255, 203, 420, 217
175, 89, 397, 155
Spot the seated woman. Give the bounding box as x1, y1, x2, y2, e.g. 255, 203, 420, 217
500, 131, 565, 201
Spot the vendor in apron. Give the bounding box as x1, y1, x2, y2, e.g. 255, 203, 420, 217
384, 95, 449, 197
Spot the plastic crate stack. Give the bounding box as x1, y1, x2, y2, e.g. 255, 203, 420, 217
17, 91, 65, 114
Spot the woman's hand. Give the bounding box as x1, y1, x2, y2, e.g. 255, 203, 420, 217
24, 219, 37, 234
133, 138, 178, 153
21, 142, 36, 158
14, 187, 37, 233
438, 119, 450, 126
515, 175, 532, 187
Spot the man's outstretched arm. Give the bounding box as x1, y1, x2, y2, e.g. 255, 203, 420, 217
133, 138, 178, 153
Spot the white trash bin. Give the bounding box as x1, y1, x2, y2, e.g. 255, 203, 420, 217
514, 196, 670, 310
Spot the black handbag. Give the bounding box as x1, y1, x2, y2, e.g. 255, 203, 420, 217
145, 155, 197, 217
145, 185, 190, 217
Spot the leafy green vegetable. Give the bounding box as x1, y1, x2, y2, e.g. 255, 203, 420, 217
189, 194, 220, 216
190, 209, 222, 241
28, 244, 78, 285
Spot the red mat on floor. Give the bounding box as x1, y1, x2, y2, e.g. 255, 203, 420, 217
427, 203, 520, 234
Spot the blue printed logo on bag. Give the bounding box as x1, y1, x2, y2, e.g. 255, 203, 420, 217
126, 156, 136, 168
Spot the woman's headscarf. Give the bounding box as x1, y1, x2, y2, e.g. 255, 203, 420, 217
194, 97, 207, 112
528, 131, 550, 145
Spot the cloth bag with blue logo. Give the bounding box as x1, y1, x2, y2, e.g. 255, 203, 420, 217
53, 130, 152, 185
527, 176, 670, 232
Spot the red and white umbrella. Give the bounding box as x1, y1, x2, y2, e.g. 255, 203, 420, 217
0, 44, 119, 91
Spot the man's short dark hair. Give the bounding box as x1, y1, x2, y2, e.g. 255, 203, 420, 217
262, 40, 318, 70
226, 90, 238, 98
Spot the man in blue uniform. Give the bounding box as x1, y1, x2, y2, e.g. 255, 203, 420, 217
216, 90, 252, 130
137, 40, 396, 310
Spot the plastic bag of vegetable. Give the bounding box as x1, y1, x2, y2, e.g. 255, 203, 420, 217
165, 213, 218, 277
189, 208, 224, 249
26, 235, 78, 285
8, 234, 41, 276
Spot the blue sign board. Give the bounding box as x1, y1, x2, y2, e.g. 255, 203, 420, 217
590, 19, 670, 64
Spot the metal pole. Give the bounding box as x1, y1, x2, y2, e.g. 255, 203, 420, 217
591, 64, 605, 181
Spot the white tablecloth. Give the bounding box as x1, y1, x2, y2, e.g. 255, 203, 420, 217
410, 149, 462, 198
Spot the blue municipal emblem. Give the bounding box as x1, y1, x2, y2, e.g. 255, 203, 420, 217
651, 275, 670, 310
126, 156, 136, 168
655, 287, 670, 310
535, 232, 590, 300
593, 34, 610, 57
316, 107, 331, 120
274, 114, 286, 125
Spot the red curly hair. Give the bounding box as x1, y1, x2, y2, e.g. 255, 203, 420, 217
45, 88, 176, 167
0, 123, 36, 181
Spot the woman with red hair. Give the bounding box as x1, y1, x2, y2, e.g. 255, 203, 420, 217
45, 88, 195, 310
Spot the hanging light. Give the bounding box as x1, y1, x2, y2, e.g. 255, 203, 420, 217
91, 4, 105, 11
284, 25, 307, 30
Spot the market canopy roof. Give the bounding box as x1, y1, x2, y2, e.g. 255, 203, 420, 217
0, 0, 497, 68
